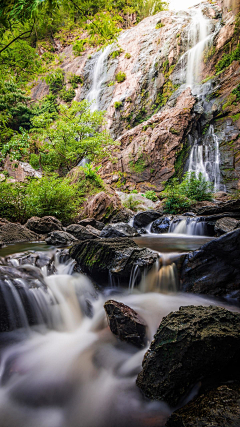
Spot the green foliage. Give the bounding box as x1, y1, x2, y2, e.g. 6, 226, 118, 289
107, 81, 115, 87
156, 22, 164, 29
129, 154, 146, 173
83, 163, 102, 186
68, 73, 83, 88
0, 175, 78, 223
232, 84, 240, 102
45, 68, 64, 94
110, 49, 123, 59
72, 39, 88, 55
114, 101, 122, 109
144, 190, 158, 201
216, 44, 240, 73
123, 195, 140, 211
59, 87, 76, 102
131, 189, 138, 193
115, 71, 126, 83
1, 128, 30, 160
163, 172, 213, 214
125, 53, 131, 59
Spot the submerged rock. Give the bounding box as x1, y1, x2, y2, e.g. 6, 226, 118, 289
45, 231, 78, 246
136, 305, 240, 406
104, 300, 147, 348
180, 229, 240, 299
166, 383, 240, 427
25, 216, 63, 234
0, 222, 40, 244
100, 223, 140, 238
69, 238, 158, 286
66, 224, 98, 240
133, 211, 162, 229
214, 216, 240, 236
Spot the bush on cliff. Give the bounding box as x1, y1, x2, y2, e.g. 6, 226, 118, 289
163, 172, 213, 214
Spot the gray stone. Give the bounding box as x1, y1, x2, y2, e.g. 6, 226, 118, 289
45, 231, 78, 246
100, 223, 140, 238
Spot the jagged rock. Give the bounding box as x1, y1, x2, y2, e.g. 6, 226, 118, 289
25, 216, 63, 234
104, 300, 147, 348
110, 209, 133, 224
85, 225, 101, 236
45, 231, 78, 246
100, 223, 140, 238
69, 238, 158, 286
192, 199, 240, 216
0, 222, 40, 244
66, 224, 98, 240
78, 218, 105, 230
133, 211, 162, 228
180, 229, 240, 299
4, 157, 42, 181
81, 191, 122, 222
166, 383, 240, 427
214, 216, 240, 236
136, 305, 240, 406
151, 216, 173, 233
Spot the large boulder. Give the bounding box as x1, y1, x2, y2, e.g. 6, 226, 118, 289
69, 238, 158, 286
81, 191, 122, 222
192, 199, 240, 216
110, 209, 133, 224
214, 216, 240, 236
25, 216, 63, 234
166, 383, 240, 427
66, 224, 98, 240
180, 229, 240, 299
100, 223, 140, 238
45, 231, 78, 246
104, 300, 147, 348
137, 305, 240, 406
0, 222, 40, 244
133, 211, 162, 229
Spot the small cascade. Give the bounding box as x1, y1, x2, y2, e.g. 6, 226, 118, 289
87, 44, 112, 112
169, 217, 207, 236
139, 255, 178, 294
188, 124, 226, 192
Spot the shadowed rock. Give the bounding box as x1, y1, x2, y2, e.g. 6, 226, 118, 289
180, 229, 240, 299
0, 222, 40, 244
45, 231, 78, 246
136, 305, 240, 406
70, 238, 158, 286
26, 216, 63, 234
166, 383, 240, 427
100, 223, 140, 238
78, 218, 105, 230
214, 216, 240, 236
133, 211, 162, 228
104, 300, 147, 348
66, 224, 98, 240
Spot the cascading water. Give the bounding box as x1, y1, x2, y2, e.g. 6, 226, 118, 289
188, 124, 226, 192
86, 44, 112, 112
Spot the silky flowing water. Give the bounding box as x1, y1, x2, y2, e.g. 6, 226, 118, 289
0, 233, 238, 427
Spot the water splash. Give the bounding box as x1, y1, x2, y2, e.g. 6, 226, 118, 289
139, 254, 178, 293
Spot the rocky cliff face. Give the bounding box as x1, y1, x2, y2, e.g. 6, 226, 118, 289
31, 1, 240, 193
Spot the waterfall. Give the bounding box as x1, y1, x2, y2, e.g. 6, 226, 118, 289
188, 124, 226, 192
86, 44, 112, 112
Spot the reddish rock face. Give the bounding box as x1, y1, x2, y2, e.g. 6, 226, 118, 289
81, 191, 122, 222
101, 89, 196, 191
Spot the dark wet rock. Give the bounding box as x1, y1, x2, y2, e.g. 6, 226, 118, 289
214, 216, 240, 236
70, 238, 158, 286
0, 222, 40, 244
110, 209, 133, 224
193, 199, 240, 216
166, 383, 240, 427
151, 216, 173, 233
25, 216, 63, 234
100, 223, 140, 238
66, 224, 98, 240
45, 231, 78, 246
180, 229, 240, 299
104, 300, 147, 348
137, 305, 240, 406
77, 218, 105, 230
133, 211, 162, 229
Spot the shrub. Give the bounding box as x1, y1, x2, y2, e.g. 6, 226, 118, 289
72, 39, 88, 56
59, 87, 76, 102
215, 44, 240, 73
125, 53, 131, 59
115, 71, 126, 83
123, 195, 140, 211
68, 74, 83, 88
110, 49, 123, 59
83, 163, 103, 186
145, 190, 158, 201
114, 101, 122, 109
156, 22, 164, 29
232, 84, 240, 102
107, 81, 115, 87
45, 68, 64, 94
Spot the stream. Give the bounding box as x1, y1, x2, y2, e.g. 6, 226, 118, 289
0, 226, 239, 427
